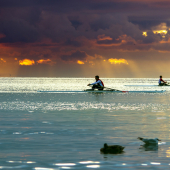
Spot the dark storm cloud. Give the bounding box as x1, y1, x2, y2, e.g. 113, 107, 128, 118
0, 0, 60, 7
69, 20, 83, 30
97, 38, 122, 45
151, 1, 170, 8
61, 50, 88, 61
0, 0, 155, 14
0, 0, 88, 12
90, 18, 110, 32
0, 0, 170, 61
63, 39, 82, 47
142, 31, 162, 44
19, 8, 42, 26
89, 1, 148, 12
0, 17, 39, 43
128, 16, 170, 30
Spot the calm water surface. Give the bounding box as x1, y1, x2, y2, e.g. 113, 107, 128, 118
0, 78, 170, 169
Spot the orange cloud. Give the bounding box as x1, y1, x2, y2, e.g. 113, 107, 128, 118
37, 59, 54, 64
94, 54, 103, 59
19, 59, 35, 65
77, 60, 84, 64
89, 61, 95, 65
95, 34, 135, 47
98, 34, 112, 41
160, 37, 170, 44
0, 58, 6, 63
108, 58, 128, 65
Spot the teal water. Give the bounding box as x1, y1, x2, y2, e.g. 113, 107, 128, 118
0, 78, 170, 169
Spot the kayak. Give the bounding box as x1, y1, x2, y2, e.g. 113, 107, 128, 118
37, 90, 166, 93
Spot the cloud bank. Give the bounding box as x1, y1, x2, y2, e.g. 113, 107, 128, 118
0, 0, 170, 77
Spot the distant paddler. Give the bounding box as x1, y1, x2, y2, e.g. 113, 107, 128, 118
159, 75, 168, 86
87, 75, 104, 90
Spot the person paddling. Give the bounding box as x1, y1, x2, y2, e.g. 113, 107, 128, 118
87, 75, 104, 90
159, 75, 167, 86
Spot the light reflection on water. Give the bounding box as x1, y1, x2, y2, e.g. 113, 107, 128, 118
0, 98, 170, 112
0, 77, 169, 93
34, 168, 57, 170
0, 78, 170, 169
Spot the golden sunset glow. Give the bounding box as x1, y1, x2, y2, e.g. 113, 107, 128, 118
143, 23, 168, 38
160, 37, 170, 44
77, 60, 85, 64
127, 60, 144, 77
153, 30, 167, 38
1, 1, 170, 78
0, 58, 6, 63
152, 23, 168, 38
19, 59, 35, 65
37, 59, 52, 64
143, 32, 147, 37
153, 30, 167, 35
89, 61, 95, 65
108, 58, 128, 65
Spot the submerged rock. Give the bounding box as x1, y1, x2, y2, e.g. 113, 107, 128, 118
100, 143, 125, 154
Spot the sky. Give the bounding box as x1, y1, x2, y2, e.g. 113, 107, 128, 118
1, 0, 170, 78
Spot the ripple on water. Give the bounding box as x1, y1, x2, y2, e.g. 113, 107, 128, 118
0, 101, 169, 112
0, 78, 170, 170
7, 161, 36, 164
0, 165, 28, 169
34, 168, 58, 170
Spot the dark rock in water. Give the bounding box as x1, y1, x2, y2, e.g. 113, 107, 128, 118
100, 143, 125, 154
